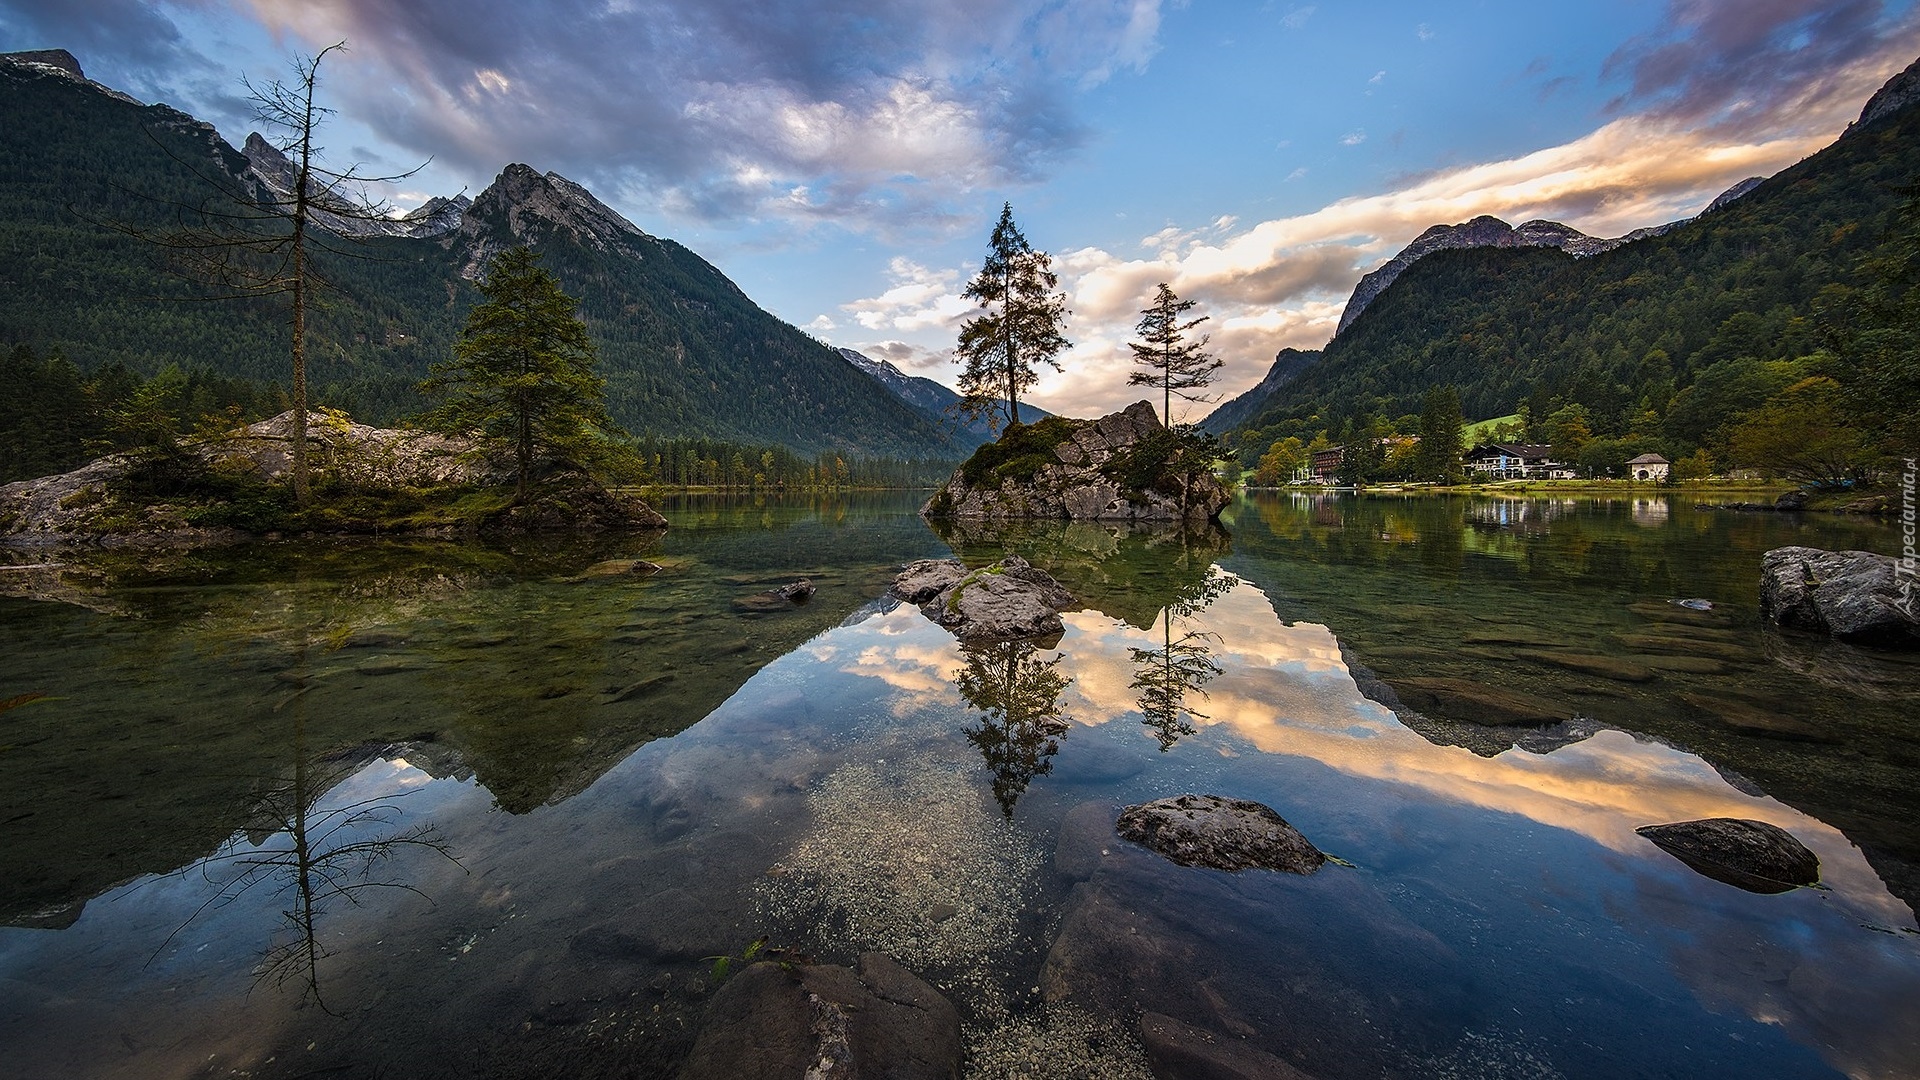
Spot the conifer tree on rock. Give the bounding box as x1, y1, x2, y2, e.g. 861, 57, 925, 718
1128, 283, 1222, 426
956, 204, 1070, 434
421, 247, 618, 502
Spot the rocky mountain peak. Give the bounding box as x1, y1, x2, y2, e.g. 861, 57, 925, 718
1846, 53, 1920, 135
1335, 215, 1620, 337
462, 164, 650, 258
237, 131, 464, 240
0, 48, 83, 78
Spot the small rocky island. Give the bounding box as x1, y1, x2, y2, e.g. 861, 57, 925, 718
0, 409, 665, 545
922, 401, 1230, 522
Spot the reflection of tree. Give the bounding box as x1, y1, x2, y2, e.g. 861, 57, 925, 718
955, 641, 1073, 817
1129, 567, 1234, 751
153, 715, 458, 1011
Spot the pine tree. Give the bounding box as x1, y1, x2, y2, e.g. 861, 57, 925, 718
1127, 283, 1222, 426
956, 204, 1070, 433
420, 247, 617, 501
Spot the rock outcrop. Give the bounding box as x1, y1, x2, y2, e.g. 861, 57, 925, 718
889, 556, 1075, 641
1636, 817, 1821, 894
1759, 546, 1919, 649
1116, 795, 1325, 874
678, 953, 961, 1080
923, 402, 1229, 523
0, 409, 666, 543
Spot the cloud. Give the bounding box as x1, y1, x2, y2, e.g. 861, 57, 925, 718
1017, 98, 1868, 418
1340, 129, 1367, 145
841, 256, 973, 334
1279, 6, 1315, 32
1602, 0, 1920, 136
229, 0, 1170, 237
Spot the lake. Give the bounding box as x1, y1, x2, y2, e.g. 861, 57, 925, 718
1, 491, 1916, 1079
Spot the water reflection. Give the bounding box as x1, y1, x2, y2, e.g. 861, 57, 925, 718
160, 718, 457, 1009
3, 496, 1917, 1080
956, 640, 1073, 816
1127, 566, 1235, 751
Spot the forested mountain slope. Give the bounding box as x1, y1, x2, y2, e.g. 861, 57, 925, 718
1225, 56, 1920, 464
0, 52, 962, 461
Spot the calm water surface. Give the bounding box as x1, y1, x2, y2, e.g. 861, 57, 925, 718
0, 491, 1915, 1079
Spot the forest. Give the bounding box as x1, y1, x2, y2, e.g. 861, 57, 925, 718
1224, 98, 1920, 487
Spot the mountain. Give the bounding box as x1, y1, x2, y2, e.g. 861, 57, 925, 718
1201, 347, 1320, 434
1220, 55, 1920, 455
0, 50, 963, 461
836, 347, 1050, 440
1331, 190, 1756, 339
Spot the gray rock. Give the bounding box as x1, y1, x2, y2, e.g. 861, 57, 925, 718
1117, 795, 1324, 874
731, 579, 816, 613
890, 559, 969, 604
910, 556, 1076, 641
923, 402, 1230, 523
1760, 546, 1920, 649
1054, 800, 1121, 882
1139, 1012, 1320, 1080
1636, 817, 1821, 894
677, 953, 960, 1080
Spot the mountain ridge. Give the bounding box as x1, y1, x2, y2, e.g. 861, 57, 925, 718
0, 49, 964, 461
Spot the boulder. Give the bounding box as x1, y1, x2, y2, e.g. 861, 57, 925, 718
1760, 547, 1919, 649
889, 559, 968, 604
923, 402, 1230, 523
1116, 795, 1324, 874
895, 556, 1076, 641
1636, 817, 1821, 894
677, 953, 960, 1080
731, 580, 815, 614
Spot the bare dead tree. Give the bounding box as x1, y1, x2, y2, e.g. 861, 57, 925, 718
135, 42, 426, 502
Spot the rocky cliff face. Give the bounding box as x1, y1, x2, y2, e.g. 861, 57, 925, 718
924, 402, 1230, 523
1847, 53, 1920, 135
1334, 215, 1621, 337
0, 411, 666, 543
239, 132, 467, 240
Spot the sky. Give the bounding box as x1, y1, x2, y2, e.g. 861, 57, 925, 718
4, 0, 1919, 420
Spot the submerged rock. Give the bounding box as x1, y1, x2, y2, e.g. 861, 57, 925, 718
731, 579, 816, 613
1116, 794, 1325, 874
1636, 817, 1821, 894
1139, 1012, 1320, 1080
1384, 676, 1571, 727
891, 556, 1075, 641
678, 953, 960, 1080
1760, 546, 1920, 649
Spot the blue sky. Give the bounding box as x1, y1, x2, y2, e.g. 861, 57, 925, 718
4, 0, 1918, 418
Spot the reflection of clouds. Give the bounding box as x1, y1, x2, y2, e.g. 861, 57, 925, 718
809, 570, 1915, 1076
839, 577, 1912, 926
836, 607, 966, 716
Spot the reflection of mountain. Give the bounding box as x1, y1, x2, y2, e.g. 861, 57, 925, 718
1222, 489, 1920, 917
0, 509, 947, 925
